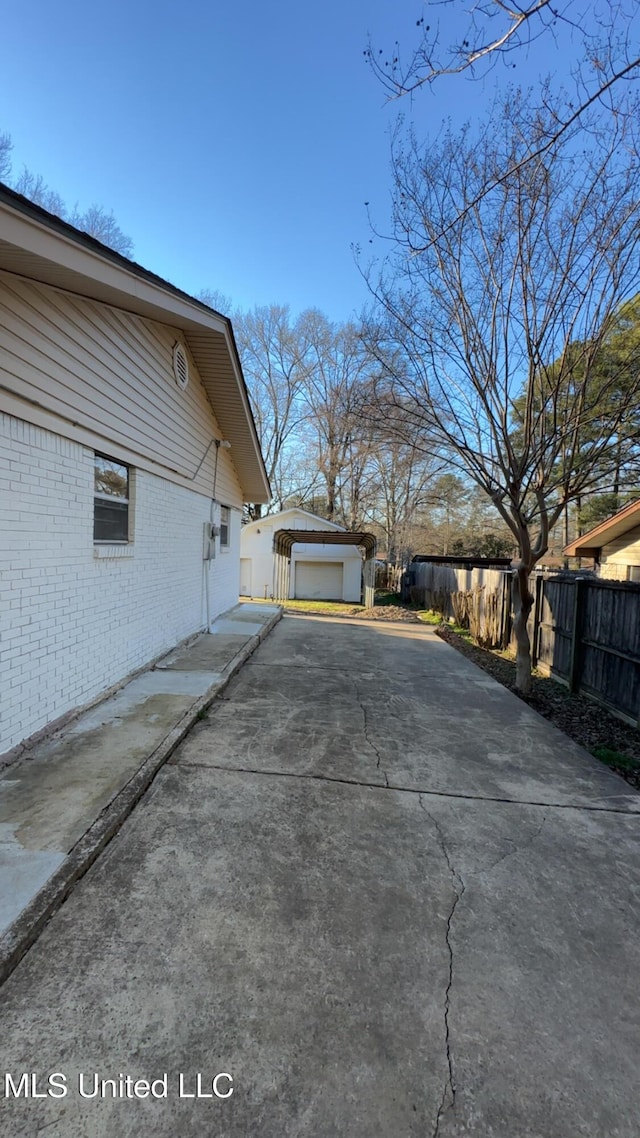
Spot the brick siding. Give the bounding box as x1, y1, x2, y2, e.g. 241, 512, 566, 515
1, 413, 240, 754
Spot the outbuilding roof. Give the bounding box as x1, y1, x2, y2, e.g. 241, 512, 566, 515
273, 530, 377, 557
243, 506, 347, 533
0, 183, 270, 503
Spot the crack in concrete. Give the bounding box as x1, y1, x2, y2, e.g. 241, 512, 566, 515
412, 805, 547, 1137
419, 795, 465, 1138
173, 760, 640, 815
481, 816, 547, 878
36, 1117, 67, 1132
354, 683, 390, 787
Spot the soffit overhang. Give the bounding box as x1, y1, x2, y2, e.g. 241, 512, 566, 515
0, 186, 270, 503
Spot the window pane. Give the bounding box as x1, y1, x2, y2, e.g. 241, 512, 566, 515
95, 455, 128, 500
94, 499, 129, 542
220, 506, 230, 547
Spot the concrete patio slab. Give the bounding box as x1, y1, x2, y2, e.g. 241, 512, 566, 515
155, 633, 249, 673
0, 603, 281, 978
0, 613, 638, 1137
216, 625, 640, 813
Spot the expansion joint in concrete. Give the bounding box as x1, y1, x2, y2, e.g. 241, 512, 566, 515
174, 761, 640, 817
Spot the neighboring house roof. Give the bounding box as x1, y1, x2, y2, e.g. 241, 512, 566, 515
563, 498, 640, 558
242, 507, 346, 532
0, 182, 270, 503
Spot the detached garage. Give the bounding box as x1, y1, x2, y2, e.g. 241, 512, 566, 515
240, 508, 363, 602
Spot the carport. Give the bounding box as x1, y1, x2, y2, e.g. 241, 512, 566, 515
273, 529, 377, 606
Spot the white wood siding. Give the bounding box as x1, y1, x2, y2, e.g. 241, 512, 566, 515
0, 271, 242, 507
600, 526, 640, 578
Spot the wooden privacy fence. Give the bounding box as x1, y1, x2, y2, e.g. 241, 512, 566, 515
532, 575, 640, 725
407, 561, 640, 724
407, 562, 511, 649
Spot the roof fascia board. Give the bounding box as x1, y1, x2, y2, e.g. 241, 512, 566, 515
1, 205, 228, 334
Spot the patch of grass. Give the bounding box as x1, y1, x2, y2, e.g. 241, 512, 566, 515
449, 622, 472, 640
416, 610, 473, 639
592, 745, 640, 774
416, 609, 443, 626
196, 707, 208, 721
282, 599, 361, 615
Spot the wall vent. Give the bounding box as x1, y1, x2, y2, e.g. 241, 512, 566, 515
173, 342, 189, 389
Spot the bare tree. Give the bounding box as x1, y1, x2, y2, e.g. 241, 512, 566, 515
365, 89, 640, 690
1, 129, 134, 258
429, 474, 470, 557
0, 132, 13, 181
197, 288, 233, 316
12, 168, 134, 257
366, 2, 640, 230
68, 203, 134, 258
298, 311, 379, 525
367, 1, 639, 99
13, 168, 68, 218
234, 305, 312, 513
368, 438, 437, 563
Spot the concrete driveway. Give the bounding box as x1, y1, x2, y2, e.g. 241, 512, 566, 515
1, 614, 639, 1137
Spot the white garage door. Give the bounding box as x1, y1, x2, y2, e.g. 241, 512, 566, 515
295, 561, 344, 600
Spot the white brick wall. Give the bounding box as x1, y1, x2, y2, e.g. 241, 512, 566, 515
1, 413, 241, 755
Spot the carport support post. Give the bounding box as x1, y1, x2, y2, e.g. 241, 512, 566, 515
363, 554, 375, 608
281, 555, 289, 602
275, 552, 290, 602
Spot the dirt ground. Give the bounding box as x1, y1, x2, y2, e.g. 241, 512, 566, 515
351, 605, 422, 623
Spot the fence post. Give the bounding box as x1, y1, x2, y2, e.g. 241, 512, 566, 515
500, 570, 512, 649
531, 573, 543, 669
568, 577, 585, 694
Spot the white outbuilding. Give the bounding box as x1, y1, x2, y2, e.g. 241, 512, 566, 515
240, 508, 363, 602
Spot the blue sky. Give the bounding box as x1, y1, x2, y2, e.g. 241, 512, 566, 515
1, 0, 584, 323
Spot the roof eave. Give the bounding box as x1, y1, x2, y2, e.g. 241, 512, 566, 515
562, 498, 640, 557
563, 544, 599, 558
0, 184, 271, 503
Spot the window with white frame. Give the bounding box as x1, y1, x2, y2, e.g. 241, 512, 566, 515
220, 505, 231, 548
94, 454, 130, 542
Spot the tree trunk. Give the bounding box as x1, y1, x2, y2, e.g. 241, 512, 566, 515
512, 565, 534, 693
325, 464, 338, 522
